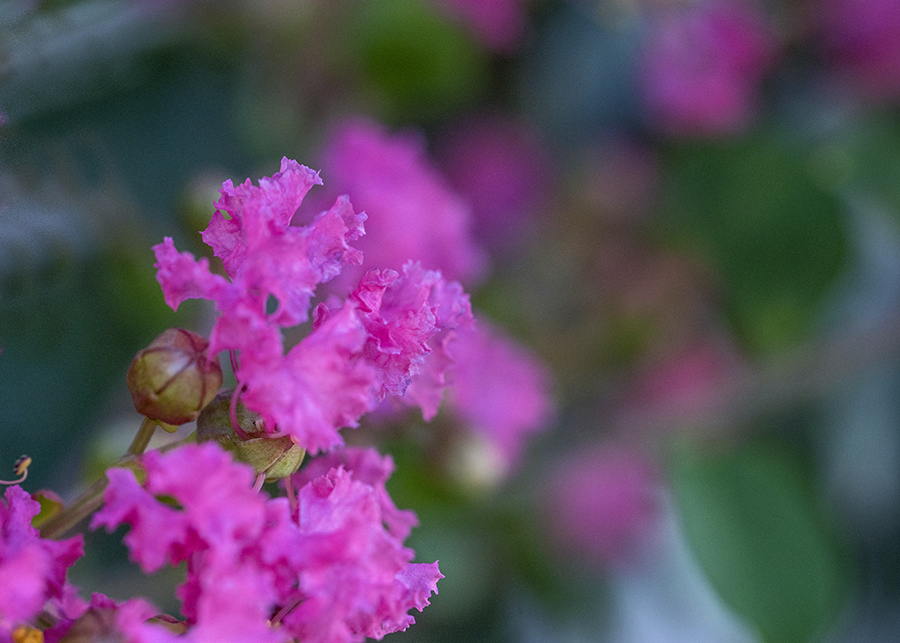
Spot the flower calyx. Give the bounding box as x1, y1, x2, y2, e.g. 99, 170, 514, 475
196, 390, 305, 481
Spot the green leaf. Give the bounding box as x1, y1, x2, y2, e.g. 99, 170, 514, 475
660, 133, 848, 353
671, 443, 847, 643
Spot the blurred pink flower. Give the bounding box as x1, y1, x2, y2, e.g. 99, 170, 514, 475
819, 0, 900, 102
444, 322, 554, 471
318, 118, 487, 290
619, 339, 744, 424
430, 0, 530, 52
436, 115, 550, 254
0, 485, 83, 637
543, 446, 660, 566
639, 0, 779, 136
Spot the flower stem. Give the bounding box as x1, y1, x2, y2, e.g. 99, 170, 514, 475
39, 476, 108, 540
128, 416, 159, 455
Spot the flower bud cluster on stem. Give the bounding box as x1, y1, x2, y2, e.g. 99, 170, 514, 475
2, 158, 465, 643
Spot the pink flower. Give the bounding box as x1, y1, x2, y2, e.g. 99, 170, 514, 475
317, 118, 487, 290
639, 0, 779, 136
291, 447, 419, 540
436, 115, 550, 254
429, 0, 530, 52
153, 158, 472, 453
0, 485, 83, 635
543, 446, 660, 566
818, 0, 900, 102
445, 322, 553, 471
93, 443, 440, 643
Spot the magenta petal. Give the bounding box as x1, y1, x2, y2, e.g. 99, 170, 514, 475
204, 158, 323, 277
241, 302, 379, 454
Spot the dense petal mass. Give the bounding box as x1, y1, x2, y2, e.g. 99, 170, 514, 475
292, 447, 418, 540
94, 443, 438, 643
241, 302, 380, 453
273, 467, 440, 643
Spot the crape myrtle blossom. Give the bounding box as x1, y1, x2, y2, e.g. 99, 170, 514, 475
91, 443, 440, 643
318, 119, 487, 290
153, 157, 473, 454
320, 119, 554, 471
0, 485, 82, 639
639, 0, 779, 137
542, 445, 660, 567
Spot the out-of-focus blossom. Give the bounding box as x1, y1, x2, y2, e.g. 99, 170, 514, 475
318, 118, 487, 290
444, 322, 554, 473
617, 338, 745, 427
639, 0, 779, 137
436, 114, 550, 254
318, 118, 554, 467
430, 0, 530, 53
543, 446, 660, 566
153, 158, 471, 454
0, 485, 83, 638
819, 0, 900, 102
93, 443, 440, 643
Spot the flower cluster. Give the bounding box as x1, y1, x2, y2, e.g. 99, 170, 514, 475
318, 120, 553, 474
92, 443, 440, 643
0, 157, 475, 642
155, 157, 473, 454
0, 486, 82, 640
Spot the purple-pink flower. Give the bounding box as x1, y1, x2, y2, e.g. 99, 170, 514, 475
92, 443, 440, 643
429, 0, 530, 52
153, 157, 472, 454
436, 114, 550, 254
0, 485, 83, 638
445, 322, 554, 472
818, 0, 900, 102
542, 446, 660, 567
317, 118, 487, 290
639, 0, 779, 137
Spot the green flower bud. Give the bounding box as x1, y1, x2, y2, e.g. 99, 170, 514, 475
126, 328, 223, 425
197, 390, 305, 481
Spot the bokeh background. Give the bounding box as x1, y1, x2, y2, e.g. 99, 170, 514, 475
2, 0, 900, 641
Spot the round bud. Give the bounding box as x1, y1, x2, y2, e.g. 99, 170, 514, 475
126, 328, 223, 425
197, 390, 305, 481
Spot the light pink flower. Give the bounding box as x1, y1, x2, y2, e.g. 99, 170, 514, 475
639, 0, 779, 136
0, 485, 83, 634
819, 0, 900, 102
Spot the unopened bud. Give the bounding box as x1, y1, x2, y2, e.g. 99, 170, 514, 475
197, 390, 304, 481
126, 329, 222, 425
